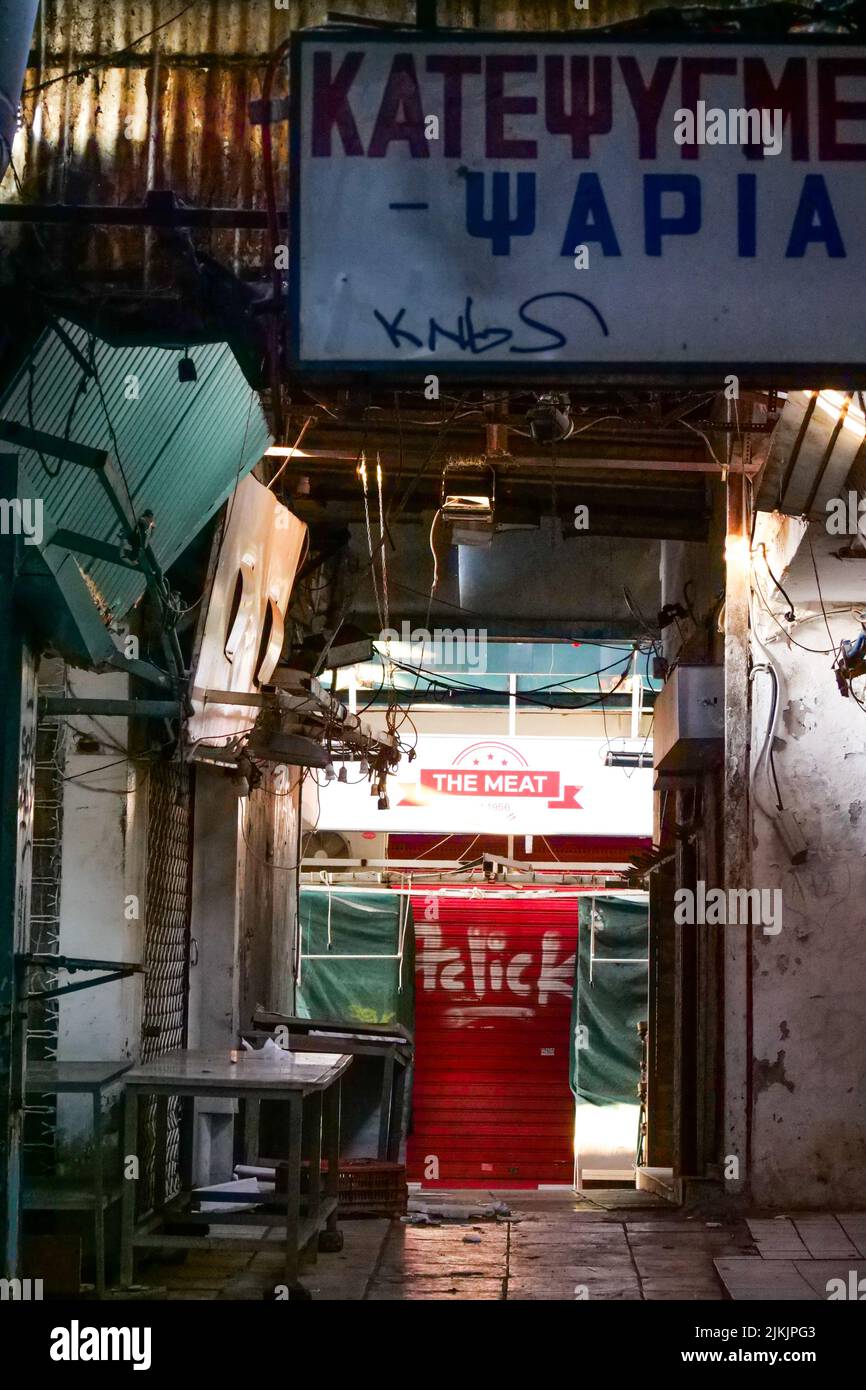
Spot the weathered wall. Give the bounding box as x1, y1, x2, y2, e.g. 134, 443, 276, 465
54, 665, 145, 1148
187, 764, 241, 1052
237, 761, 299, 1027
748, 516, 866, 1208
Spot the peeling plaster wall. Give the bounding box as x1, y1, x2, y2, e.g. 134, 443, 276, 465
55, 666, 144, 1150
749, 530, 866, 1208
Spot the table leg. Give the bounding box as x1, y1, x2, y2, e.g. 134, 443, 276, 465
178, 1096, 195, 1193
120, 1086, 139, 1288
284, 1094, 303, 1294
154, 1095, 169, 1210
305, 1093, 322, 1264
91, 1088, 105, 1297
388, 1061, 408, 1163
243, 1096, 261, 1165
377, 1052, 395, 1160
318, 1080, 343, 1252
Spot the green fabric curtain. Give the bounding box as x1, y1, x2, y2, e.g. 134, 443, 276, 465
296, 889, 415, 1031
570, 895, 649, 1106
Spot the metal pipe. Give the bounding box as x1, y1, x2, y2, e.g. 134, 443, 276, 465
0, 0, 39, 180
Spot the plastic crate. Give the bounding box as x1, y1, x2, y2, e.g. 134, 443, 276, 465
283, 1156, 408, 1212
283, 1158, 408, 1217
337, 1160, 408, 1217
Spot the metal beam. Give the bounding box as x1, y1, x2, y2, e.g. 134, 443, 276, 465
0, 419, 107, 471
0, 422, 135, 538
38, 698, 181, 719
48, 529, 141, 571
16, 954, 144, 1003
0, 203, 280, 229
300, 858, 631, 871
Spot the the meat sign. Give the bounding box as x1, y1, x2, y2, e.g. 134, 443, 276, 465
290, 32, 866, 375
316, 735, 652, 835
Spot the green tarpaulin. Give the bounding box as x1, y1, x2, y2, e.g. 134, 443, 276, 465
296, 889, 415, 1031
570, 895, 648, 1106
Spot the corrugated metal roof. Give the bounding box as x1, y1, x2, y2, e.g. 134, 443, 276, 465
0, 317, 270, 618
1, 0, 705, 278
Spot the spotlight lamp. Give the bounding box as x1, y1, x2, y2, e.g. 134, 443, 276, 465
177, 352, 197, 383
527, 393, 572, 445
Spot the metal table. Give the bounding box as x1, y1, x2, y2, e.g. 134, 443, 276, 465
24, 1059, 132, 1296
253, 1011, 413, 1160
120, 1047, 352, 1297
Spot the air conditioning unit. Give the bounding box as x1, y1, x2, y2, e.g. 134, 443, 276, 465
653, 665, 724, 776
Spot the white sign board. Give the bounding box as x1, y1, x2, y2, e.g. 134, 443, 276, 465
188, 474, 307, 755
317, 734, 652, 836
291, 35, 866, 374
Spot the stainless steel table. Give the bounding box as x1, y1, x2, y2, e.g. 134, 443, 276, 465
252, 1011, 413, 1160
24, 1059, 132, 1296
120, 1047, 352, 1298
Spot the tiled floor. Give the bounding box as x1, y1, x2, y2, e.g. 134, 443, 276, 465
715, 1214, 866, 1301
128, 1189, 761, 1301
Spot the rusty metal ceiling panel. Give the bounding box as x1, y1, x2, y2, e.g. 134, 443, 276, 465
2, 1, 697, 278
0, 316, 271, 619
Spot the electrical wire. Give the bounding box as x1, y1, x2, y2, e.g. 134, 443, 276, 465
358, 453, 384, 633
753, 542, 796, 622
376, 453, 389, 634
387, 579, 644, 654
240, 768, 321, 872
379, 648, 636, 698
622, 585, 661, 653
267, 416, 314, 491
86, 334, 139, 526
751, 569, 836, 655
807, 531, 837, 653
384, 656, 633, 710
681, 416, 726, 471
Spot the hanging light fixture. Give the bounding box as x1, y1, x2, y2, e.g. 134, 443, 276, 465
440, 460, 495, 546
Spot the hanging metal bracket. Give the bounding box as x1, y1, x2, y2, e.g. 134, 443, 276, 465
16, 954, 145, 1003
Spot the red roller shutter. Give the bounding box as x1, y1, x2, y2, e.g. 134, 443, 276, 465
407, 892, 584, 1189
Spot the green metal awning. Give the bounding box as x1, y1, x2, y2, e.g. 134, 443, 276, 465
0, 318, 271, 625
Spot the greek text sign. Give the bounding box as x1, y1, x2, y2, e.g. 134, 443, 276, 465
290, 34, 866, 373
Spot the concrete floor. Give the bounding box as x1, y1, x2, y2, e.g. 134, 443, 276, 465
132, 1189, 759, 1301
